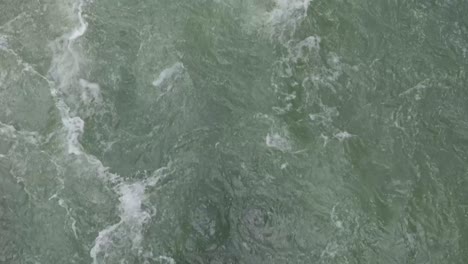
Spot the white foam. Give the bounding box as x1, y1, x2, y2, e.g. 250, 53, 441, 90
57, 198, 79, 238
118, 182, 149, 223
290, 36, 321, 62
0, 121, 42, 145
79, 78, 103, 105
326, 53, 343, 82
309, 104, 339, 124
280, 163, 288, 170
298, 35, 320, 49
320, 241, 340, 259
152, 62, 185, 89
274, 0, 311, 10
89, 181, 151, 264
267, 0, 312, 42
46, 0, 92, 155
330, 204, 344, 230
90, 167, 172, 263
399, 79, 429, 100
334, 131, 353, 141
43, 1, 170, 261
0, 35, 7, 49
68, 1, 88, 42
284, 91, 297, 101
90, 221, 122, 264
44, 1, 174, 262
0, 71, 5, 88
0, 122, 16, 137
270, 0, 312, 22
58, 103, 84, 155
266, 133, 291, 152
320, 133, 329, 147
272, 103, 292, 114
156, 256, 176, 264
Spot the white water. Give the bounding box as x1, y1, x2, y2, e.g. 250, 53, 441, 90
266, 132, 291, 152
48, 0, 88, 155
0, 34, 7, 49
152, 62, 185, 88
45, 1, 175, 263
90, 168, 172, 264
267, 0, 312, 42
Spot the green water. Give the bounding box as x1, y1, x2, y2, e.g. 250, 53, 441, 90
1, 0, 468, 263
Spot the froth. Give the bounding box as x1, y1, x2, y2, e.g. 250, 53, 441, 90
118, 183, 150, 224
266, 132, 292, 152
43, 0, 176, 262
89, 222, 122, 264
152, 62, 185, 90
47, 0, 90, 155
0, 122, 16, 137
0, 120, 42, 144
79, 79, 103, 105
157, 256, 176, 264
290, 36, 320, 62
62, 114, 85, 155
334, 131, 353, 141
0, 35, 7, 49
89, 181, 151, 264
90, 167, 172, 263
68, 1, 88, 41
267, 0, 312, 42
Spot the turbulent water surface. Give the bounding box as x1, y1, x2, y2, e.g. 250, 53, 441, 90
1, 0, 468, 263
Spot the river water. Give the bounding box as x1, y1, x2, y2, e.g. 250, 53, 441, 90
1, 0, 468, 263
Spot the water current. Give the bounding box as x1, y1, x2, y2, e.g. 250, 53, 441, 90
1, 0, 468, 263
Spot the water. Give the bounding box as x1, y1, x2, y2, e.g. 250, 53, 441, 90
1, 0, 468, 263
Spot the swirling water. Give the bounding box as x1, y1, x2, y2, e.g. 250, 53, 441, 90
1, 0, 468, 263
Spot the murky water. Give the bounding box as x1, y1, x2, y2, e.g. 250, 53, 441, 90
1, 0, 468, 263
